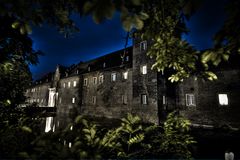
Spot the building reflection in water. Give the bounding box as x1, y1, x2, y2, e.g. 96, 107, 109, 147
44, 113, 74, 133
45, 117, 53, 133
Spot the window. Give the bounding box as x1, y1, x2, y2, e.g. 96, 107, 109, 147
141, 65, 147, 74
63, 83, 66, 88
59, 97, 62, 104
73, 81, 77, 87
141, 94, 148, 104
186, 94, 196, 106
123, 71, 128, 80
163, 95, 166, 105
72, 97, 75, 104
93, 77, 97, 85
76, 69, 79, 74
41, 99, 44, 103
84, 78, 88, 86
111, 73, 117, 82
92, 96, 96, 104
218, 94, 228, 105
126, 56, 129, 62
140, 41, 147, 51
122, 95, 128, 105
103, 62, 106, 68
88, 66, 91, 72
68, 81, 71, 88
99, 75, 104, 84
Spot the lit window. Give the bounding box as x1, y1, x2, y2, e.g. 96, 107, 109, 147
186, 94, 196, 106
37, 99, 39, 103
103, 62, 106, 68
68, 82, 71, 88
72, 97, 75, 104
122, 95, 128, 105
99, 75, 104, 84
73, 81, 77, 87
63, 83, 66, 88
141, 94, 148, 104
140, 41, 147, 51
163, 95, 166, 105
92, 96, 96, 104
111, 73, 117, 82
123, 71, 128, 80
76, 69, 79, 74
141, 65, 147, 74
218, 94, 228, 105
93, 77, 97, 85
84, 78, 88, 86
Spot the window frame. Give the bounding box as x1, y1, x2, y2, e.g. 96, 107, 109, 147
186, 94, 196, 106
141, 94, 148, 105
84, 78, 88, 86
141, 65, 147, 75
123, 71, 128, 80
140, 41, 147, 51
73, 81, 77, 87
92, 96, 96, 105
72, 97, 75, 104
93, 77, 98, 85
218, 93, 229, 106
122, 95, 128, 105
111, 73, 117, 82
99, 75, 104, 84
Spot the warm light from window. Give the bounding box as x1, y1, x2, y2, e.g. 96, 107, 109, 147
141, 65, 147, 74
123, 71, 128, 79
73, 81, 77, 87
218, 94, 228, 105
72, 97, 75, 104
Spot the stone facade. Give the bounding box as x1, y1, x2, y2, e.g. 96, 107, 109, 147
25, 41, 240, 128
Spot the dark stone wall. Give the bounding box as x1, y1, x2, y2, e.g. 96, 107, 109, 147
25, 83, 50, 107
81, 68, 132, 119
132, 40, 159, 124
178, 69, 240, 128
57, 76, 80, 115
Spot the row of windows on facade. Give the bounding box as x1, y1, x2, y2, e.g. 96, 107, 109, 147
62, 80, 77, 88
28, 93, 229, 106
184, 93, 229, 106
27, 64, 147, 92
84, 65, 147, 86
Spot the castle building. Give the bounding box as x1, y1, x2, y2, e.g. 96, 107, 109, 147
25, 38, 240, 128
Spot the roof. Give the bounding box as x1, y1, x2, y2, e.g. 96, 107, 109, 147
33, 47, 133, 83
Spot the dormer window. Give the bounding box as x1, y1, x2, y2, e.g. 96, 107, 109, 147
140, 41, 147, 51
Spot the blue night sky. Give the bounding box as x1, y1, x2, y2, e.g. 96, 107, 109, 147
30, 0, 227, 80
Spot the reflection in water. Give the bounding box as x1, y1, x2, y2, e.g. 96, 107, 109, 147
44, 113, 74, 133
45, 117, 53, 132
